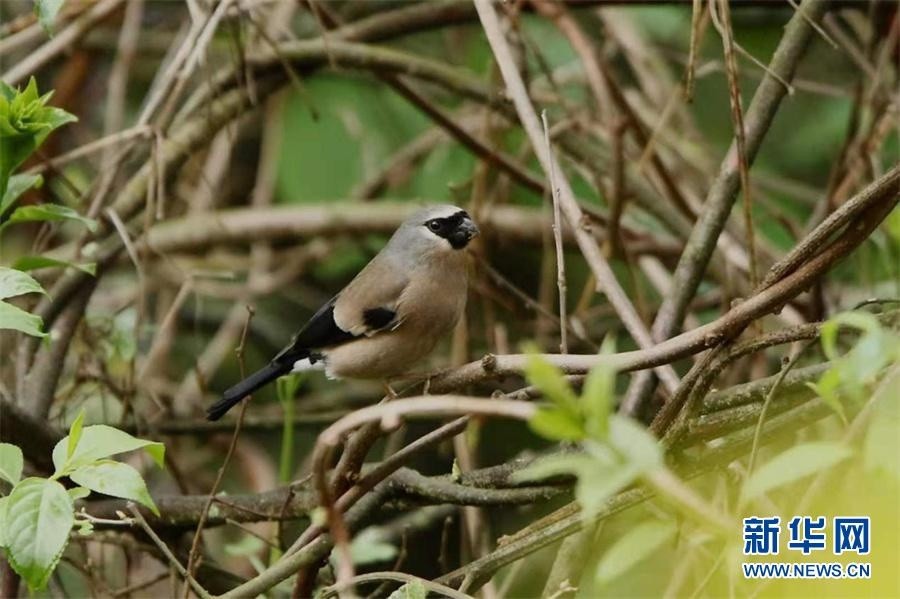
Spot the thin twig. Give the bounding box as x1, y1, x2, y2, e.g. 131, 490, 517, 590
430, 178, 898, 394
541, 110, 569, 354
1, 0, 125, 85
25, 126, 152, 176
474, 0, 681, 395
684, 0, 705, 101
620, 0, 829, 417
323, 572, 471, 599
126, 505, 212, 599
738, 341, 813, 507
308, 396, 537, 594
181, 306, 255, 597
712, 0, 759, 288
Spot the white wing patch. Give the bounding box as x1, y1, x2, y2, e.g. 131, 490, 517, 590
291, 357, 325, 373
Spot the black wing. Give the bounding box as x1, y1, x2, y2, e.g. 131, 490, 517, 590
208, 296, 398, 421
362, 307, 398, 331
273, 296, 360, 365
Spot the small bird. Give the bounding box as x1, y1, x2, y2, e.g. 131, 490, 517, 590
206, 205, 479, 420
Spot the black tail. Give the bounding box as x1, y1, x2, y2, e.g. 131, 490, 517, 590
207, 362, 289, 421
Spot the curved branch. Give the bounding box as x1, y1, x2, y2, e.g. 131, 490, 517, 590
139, 203, 679, 256
621, 0, 830, 415
428, 170, 899, 392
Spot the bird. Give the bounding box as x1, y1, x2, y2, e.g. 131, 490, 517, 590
206, 205, 479, 421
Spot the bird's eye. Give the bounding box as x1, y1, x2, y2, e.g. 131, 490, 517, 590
427, 220, 441, 232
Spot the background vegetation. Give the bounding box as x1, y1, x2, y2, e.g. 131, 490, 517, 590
0, 0, 898, 597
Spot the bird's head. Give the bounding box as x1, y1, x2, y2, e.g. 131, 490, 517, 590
398, 205, 480, 253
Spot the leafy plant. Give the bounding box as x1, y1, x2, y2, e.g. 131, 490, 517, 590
0, 77, 76, 202
514, 342, 664, 518
0, 173, 43, 221
807, 310, 900, 420
0, 266, 48, 337
802, 311, 900, 479
594, 519, 677, 585
741, 442, 853, 503
0, 410, 164, 591
738, 312, 900, 505
0, 79, 95, 337
863, 363, 900, 479
386, 580, 426, 599
345, 527, 398, 566
33, 0, 66, 34
0, 202, 98, 235
525, 337, 617, 442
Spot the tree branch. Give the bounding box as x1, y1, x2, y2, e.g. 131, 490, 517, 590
621, 0, 830, 416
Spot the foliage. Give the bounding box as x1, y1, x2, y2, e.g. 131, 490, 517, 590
804, 311, 900, 481
0, 266, 48, 337
345, 528, 398, 566
0, 79, 91, 339
741, 442, 853, 503
808, 310, 900, 421
0, 77, 76, 201
32, 0, 66, 34
0, 410, 164, 591
386, 580, 427, 599
516, 343, 665, 524
594, 519, 677, 585
523, 337, 616, 442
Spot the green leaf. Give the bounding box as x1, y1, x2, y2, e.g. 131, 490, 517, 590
4, 477, 74, 590
34, 0, 66, 34
528, 407, 585, 441
0, 300, 46, 337
0, 495, 8, 546
0, 80, 15, 102
595, 520, 676, 585
806, 368, 846, 422
843, 328, 893, 388
0, 173, 42, 219
0, 78, 75, 200
11, 255, 96, 276
884, 206, 900, 244
224, 535, 264, 558
576, 461, 642, 518
742, 442, 853, 502
864, 365, 900, 479
73, 518, 93, 536
524, 351, 579, 414
41, 105, 77, 132
2, 203, 98, 232
346, 528, 397, 565
582, 336, 617, 440
52, 425, 165, 475
69, 460, 158, 515
514, 450, 638, 518
67, 487, 90, 501
66, 408, 85, 461
608, 415, 663, 472
820, 311, 881, 361
20, 76, 39, 104
0, 443, 24, 485
513, 453, 594, 484
386, 580, 427, 599
0, 267, 46, 300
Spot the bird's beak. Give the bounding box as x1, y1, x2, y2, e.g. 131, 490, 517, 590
461, 217, 480, 241
449, 216, 479, 249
